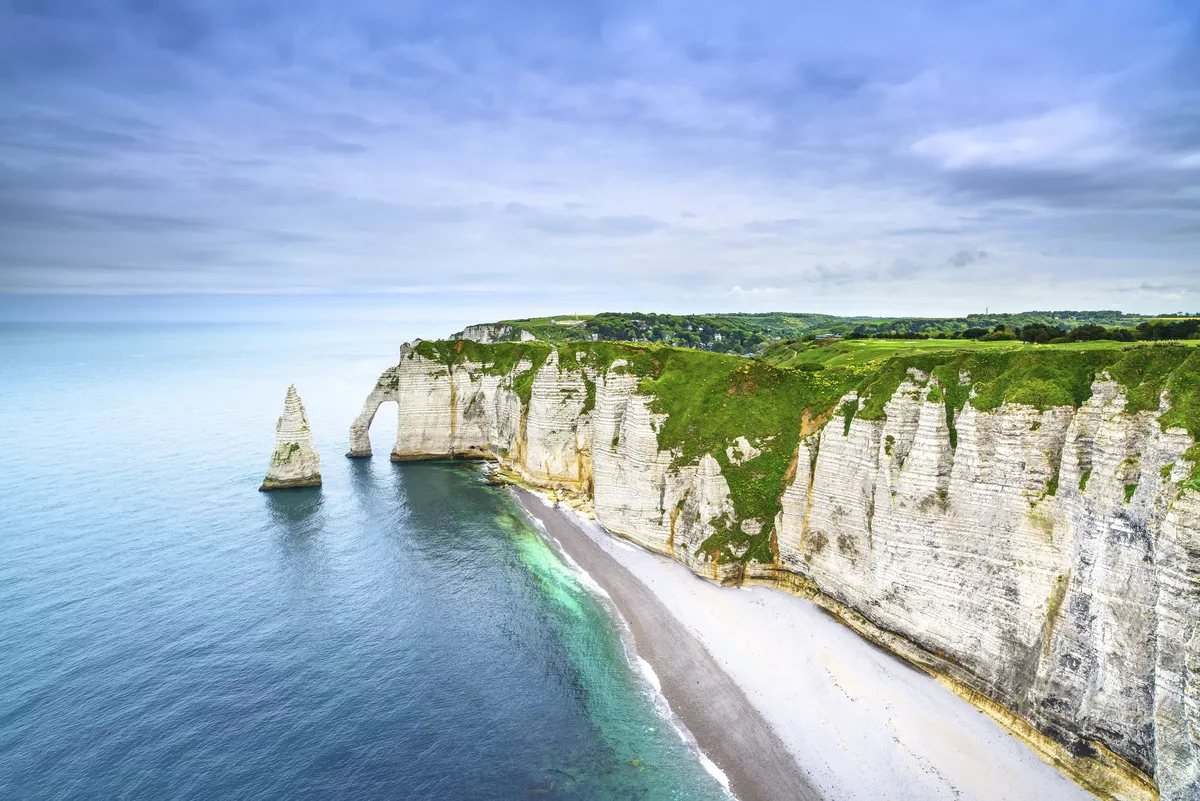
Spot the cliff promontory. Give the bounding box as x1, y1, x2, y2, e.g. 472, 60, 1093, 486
349, 339, 1199, 800
261, 385, 322, 490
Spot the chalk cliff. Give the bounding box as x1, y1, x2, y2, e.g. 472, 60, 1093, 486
260, 385, 322, 490
350, 340, 1199, 800
451, 323, 512, 343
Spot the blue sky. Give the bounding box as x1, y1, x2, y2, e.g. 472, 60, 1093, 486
1, 0, 1197, 321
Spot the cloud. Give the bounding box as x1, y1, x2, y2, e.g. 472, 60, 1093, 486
1137, 281, 1198, 297
912, 106, 1121, 170
945, 249, 988, 268
0, 0, 1197, 314
729, 284, 787, 296
888, 258, 921, 279
744, 218, 809, 235
504, 203, 667, 237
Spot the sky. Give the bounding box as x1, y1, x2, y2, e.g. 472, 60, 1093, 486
1, 0, 1198, 323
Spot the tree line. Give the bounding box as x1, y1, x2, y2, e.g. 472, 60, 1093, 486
862, 319, 1200, 344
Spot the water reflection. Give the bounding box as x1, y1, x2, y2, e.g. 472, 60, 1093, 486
265, 486, 332, 597
263, 486, 325, 537
347, 456, 376, 496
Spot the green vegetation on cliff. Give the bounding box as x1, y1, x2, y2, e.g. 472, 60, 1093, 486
637, 350, 869, 562
848, 344, 1200, 488
413, 338, 870, 561
847, 344, 1200, 423
759, 334, 1200, 370
418, 336, 1200, 562
492, 312, 840, 352
472, 309, 1198, 354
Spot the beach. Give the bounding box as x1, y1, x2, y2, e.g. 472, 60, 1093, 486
516, 488, 1096, 801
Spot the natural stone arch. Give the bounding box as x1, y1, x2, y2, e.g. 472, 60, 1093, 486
346, 365, 400, 458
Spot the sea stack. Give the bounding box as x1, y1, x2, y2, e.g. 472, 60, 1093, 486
259, 385, 322, 491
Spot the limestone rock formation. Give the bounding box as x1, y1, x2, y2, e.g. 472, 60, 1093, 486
260, 385, 321, 490
349, 343, 1199, 800
449, 323, 537, 343
451, 323, 511, 343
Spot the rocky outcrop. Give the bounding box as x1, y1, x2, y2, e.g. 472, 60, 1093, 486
452, 323, 512, 343
260, 385, 321, 490
350, 343, 1200, 800
347, 363, 400, 458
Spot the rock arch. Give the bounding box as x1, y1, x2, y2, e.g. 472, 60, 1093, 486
346, 366, 399, 458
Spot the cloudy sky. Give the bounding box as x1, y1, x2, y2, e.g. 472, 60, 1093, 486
1, 0, 1198, 321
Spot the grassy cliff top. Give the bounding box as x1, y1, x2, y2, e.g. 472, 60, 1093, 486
463, 309, 1198, 352
759, 335, 1200, 367
414, 338, 1200, 559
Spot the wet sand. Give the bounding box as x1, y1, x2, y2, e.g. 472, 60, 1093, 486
515, 489, 822, 801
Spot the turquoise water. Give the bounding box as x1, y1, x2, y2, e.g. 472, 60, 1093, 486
0, 323, 727, 800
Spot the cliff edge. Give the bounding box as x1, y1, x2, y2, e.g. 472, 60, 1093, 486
349, 340, 1200, 800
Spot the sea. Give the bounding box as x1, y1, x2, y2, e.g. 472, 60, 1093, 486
0, 322, 729, 800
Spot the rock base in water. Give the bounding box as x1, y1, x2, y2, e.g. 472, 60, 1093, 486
259, 476, 323, 491
261, 384, 322, 491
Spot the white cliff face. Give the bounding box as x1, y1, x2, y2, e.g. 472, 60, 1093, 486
261, 385, 321, 490
351, 346, 1199, 800
1155, 485, 1200, 797
776, 375, 1197, 800
451, 323, 512, 343
520, 351, 591, 487
589, 372, 739, 577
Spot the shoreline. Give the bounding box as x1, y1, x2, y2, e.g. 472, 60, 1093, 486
514, 487, 822, 801
514, 486, 1097, 801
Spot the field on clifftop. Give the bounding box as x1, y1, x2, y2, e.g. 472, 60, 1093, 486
758, 335, 1200, 368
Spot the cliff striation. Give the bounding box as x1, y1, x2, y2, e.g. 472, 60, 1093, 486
261, 385, 322, 490
451, 323, 513, 343
349, 339, 1200, 799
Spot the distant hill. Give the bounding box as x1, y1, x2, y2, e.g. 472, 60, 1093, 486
458, 311, 1198, 354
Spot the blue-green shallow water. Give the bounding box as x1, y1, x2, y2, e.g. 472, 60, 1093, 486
0, 323, 727, 800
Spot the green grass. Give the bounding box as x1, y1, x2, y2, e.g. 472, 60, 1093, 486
1185, 449, 1200, 494
637, 350, 868, 563
420, 336, 1200, 561
414, 339, 553, 405
762, 337, 1027, 369
501, 315, 594, 326
419, 337, 874, 561
494, 315, 594, 344
760, 336, 1200, 370
420, 338, 870, 562
840, 399, 859, 436
582, 377, 597, 415
1109, 347, 1200, 491
840, 342, 1197, 411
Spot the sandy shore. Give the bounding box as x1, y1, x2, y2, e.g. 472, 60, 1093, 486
515, 488, 820, 801
515, 489, 1095, 801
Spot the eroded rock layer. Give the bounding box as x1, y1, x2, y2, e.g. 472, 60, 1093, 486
350, 341, 1199, 800
261, 385, 321, 490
